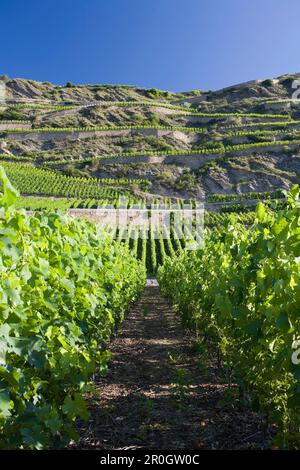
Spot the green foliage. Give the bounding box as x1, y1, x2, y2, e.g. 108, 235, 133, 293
0, 110, 25, 121
4, 124, 206, 134
0, 168, 146, 448
222, 119, 300, 131
262, 79, 274, 87
44, 138, 300, 167
145, 88, 171, 99
14, 196, 79, 211
206, 190, 284, 202
205, 211, 256, 227
0, 104, 77, 111
158, 188, 300, 447
175, 172, 198, 191
0, 162, 148, 200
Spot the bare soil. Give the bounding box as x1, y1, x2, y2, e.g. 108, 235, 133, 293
76, 284, 274, 450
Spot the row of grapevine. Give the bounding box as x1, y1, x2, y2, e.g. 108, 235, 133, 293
68, 100, 291, 118
0, 103, 77, 111
0, 120, 31, 124
47, 139, 300, 166
0, 162, 147, 200
14, 196, 139, 211
220, 119, 300, 131
0, 153, 34, 162
205, 211, 256, 226
15, 196, 79, 211
11, 194, 201, 211
158, 187, 300, 447
206, 190, 284, 202
173, 111, 290, 119
0, 100, 291, 119
0, 168, 146, 449
262, 99, 300, 104
117, 223, 202, 274
226, 128, 299, 138
3, 124, 207, 134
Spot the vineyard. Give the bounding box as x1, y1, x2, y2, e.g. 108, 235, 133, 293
2, 124, 207, 133
0, 146, 292, 171
0, 168, 146, 448
23, 139, 300, 166
0, 100, 292, 118
1, 73, 300, 451
0, 162, 149, 199
2, 167, 299, 449
158, 188, 300, 447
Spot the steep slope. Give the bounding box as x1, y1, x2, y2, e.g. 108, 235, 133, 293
0, 73, 299, 201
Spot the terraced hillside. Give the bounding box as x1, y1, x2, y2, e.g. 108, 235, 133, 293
0, 73, 300, 205
3, 75, 300, 450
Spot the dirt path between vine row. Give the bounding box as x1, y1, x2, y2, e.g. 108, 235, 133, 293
77, 282, 274, 450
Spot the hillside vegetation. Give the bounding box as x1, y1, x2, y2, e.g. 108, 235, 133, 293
1, 75, 300, 449
0, 74, 300, 202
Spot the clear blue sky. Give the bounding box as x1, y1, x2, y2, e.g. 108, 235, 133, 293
1, 0, 299, 91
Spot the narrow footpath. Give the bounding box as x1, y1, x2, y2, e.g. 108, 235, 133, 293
77, 282, 273, 450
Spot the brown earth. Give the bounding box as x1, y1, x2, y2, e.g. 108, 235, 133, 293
76, 284, 275, 450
